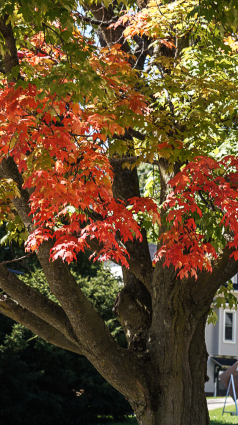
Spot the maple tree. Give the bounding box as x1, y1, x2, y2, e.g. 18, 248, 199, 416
0, 0, 238, 424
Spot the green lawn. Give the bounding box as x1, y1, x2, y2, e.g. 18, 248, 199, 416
206, 397, 226, 399
210, 405, 238, 424
98, 407, 238, 425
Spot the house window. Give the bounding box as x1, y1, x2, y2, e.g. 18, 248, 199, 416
223, 311, 236, 343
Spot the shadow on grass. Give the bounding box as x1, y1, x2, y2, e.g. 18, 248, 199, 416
97, 416, 137, 425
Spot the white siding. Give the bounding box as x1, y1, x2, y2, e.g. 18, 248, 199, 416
205, 322, 216, 394
219, 308, 238, 357
205, 356, 215, 394
212, 313, 219, 355
104, 261, 123, 278
205, 321, 214, 355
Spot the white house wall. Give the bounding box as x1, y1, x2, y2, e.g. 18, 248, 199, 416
206, 357, 215, 394
205, 321, 214, 357
205, 320, 217, 394
218, 307, 238, 357
212, 311, 219, 355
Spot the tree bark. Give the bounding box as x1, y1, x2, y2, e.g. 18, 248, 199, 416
134, 318, 209, 425
128, 276, 211, 425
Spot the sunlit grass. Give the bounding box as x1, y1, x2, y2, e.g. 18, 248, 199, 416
97, 407, 238, 425
206, 397, 226, 399
210, 405, 238, 424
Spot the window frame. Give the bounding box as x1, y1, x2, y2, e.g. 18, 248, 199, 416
223, 309, 236, 344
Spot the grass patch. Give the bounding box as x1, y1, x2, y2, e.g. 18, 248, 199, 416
210, 405, 238, 424
98, 407, 238, 425
206, 397, 226, 399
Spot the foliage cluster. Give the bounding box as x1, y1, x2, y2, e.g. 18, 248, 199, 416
0, 0, 238, 281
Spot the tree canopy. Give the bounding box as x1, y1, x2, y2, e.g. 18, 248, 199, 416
0, 0, 238, 424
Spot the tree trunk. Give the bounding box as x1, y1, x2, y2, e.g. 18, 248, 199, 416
120, 275, 211, 425
131, 318, 209, 425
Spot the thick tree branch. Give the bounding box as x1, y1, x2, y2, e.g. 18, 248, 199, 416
0, 297, 83, 354
113, 269, 152, 350
190, 246, 238, 308
110, 156, 158, 166
128, 128, 146, 141
111, 153, 154, 291
36, 241, 122, 354
0, 264, 78, 345
0, 157, 33, 232
36, 240, 147, 405
0, 15, 20, 80
158, 158, 181, 206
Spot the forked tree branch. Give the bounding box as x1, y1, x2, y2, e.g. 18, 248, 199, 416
0, 15, 20, 80
0, 297, 83, 354
0, 157, 33, 232
0, 264, 78, 345
36, 240, 147, 402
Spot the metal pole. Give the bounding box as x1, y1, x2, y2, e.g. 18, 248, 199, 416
231, 374, 238, 416
223, 374, 238, 416
222, 375, 232, 416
